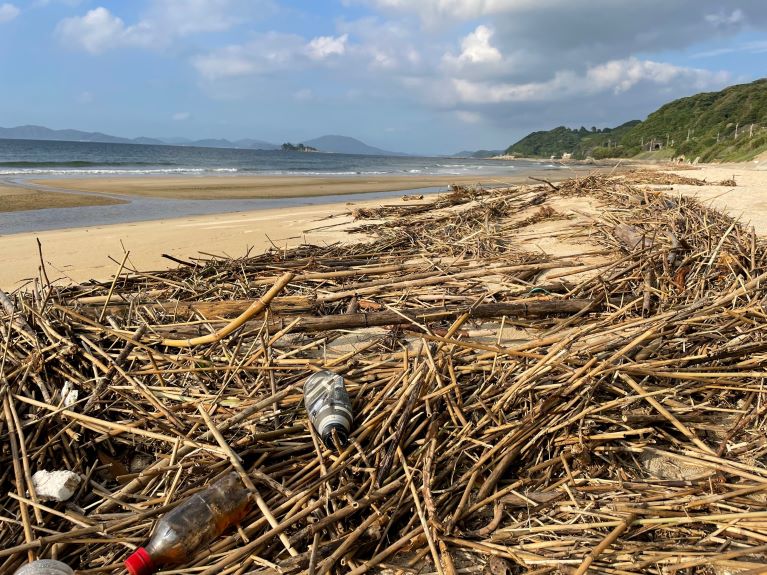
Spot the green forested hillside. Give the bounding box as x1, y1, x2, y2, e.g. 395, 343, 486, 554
505, 121, 640, 159
505, 79, 767, 161
620, 79, 767, 161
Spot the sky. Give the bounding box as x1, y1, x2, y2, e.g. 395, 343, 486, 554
0, 1, 765, 155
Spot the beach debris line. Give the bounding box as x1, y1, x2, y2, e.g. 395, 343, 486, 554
2, 168, 767, 573
30, 470, 81, 503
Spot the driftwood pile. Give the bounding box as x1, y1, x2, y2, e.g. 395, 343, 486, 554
3, 169, 767, 574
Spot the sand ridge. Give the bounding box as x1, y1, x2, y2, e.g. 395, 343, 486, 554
29, 174, 526, 200
0, 183, 125, 212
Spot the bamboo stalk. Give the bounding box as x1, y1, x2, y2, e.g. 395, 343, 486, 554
160, 272, 294, 347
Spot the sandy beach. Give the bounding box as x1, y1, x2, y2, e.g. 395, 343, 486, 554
0, 166, 606, 288
2, 162, 765, 290
0, 194, 396, 289
665, 162, 767, 230
29, 173, 546, 200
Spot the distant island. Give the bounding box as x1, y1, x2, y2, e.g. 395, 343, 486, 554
0, 126, 408, 156
504, 78, 767, 163
281, 142, 318, 152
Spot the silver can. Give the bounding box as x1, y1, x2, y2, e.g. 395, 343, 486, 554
303, 370, 353, 449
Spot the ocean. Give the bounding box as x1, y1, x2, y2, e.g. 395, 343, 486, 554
0, 139, 565, 234
0, 138, 555, 177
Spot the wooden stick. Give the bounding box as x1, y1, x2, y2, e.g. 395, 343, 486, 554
160, 272, 294, 347
196, 404, 298, 557
573, 514, 636, 575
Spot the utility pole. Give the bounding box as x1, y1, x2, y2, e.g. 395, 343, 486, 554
717, 131, 720, 143
750, 124, 754, 139
735, 122, 739, 139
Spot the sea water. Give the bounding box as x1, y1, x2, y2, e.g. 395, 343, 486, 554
0, 139, 565, 233
0, 138, 556, 177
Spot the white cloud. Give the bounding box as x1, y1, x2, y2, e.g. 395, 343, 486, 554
354, 0, 583, 25
194, 32, 355, 81
706, 9, 744, 27
0, 3, 20, 23
451, 58, 729, 104
143, 0, 242, 37
445, 25, 501, 65
306, 34, 348, 60
586, 58, 700, 93
56, 1, 256, 53
172, 111, 191, 120
360, 0, 508, 21
327, 2, 756, 141
193, 47, 258, 79
355, 0, 759, 66
193, 32, 307, 79
336, 17, 425, 72
459, 25, 501, 63
56, 7, 149, 54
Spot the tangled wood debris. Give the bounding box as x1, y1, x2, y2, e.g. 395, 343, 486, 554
2, 169, 767, 574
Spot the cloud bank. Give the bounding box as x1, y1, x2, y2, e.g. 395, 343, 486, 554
49, 0, 767, 150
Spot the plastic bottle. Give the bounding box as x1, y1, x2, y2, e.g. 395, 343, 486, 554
124, 472, 251, 575
14, 560, 73, 575
303, 370, 353, 449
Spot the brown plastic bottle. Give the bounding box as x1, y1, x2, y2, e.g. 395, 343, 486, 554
125, 472, 251, 575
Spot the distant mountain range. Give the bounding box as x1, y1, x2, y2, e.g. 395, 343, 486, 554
0, 125, 281, 150
0, 125, 407, 156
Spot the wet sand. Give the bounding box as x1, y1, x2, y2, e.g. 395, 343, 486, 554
29, 171, 570, 201
0, 183, 124, 212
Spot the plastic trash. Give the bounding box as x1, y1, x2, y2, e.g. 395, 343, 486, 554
124, 472, 251, 575
14, 560, 74, 575
32, 470, 81, 502
303, 370, 353, 449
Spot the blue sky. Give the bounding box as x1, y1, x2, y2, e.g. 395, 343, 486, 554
0, 1, 765, 155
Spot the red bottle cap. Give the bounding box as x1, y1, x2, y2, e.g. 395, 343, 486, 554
125, 548, 155, 575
